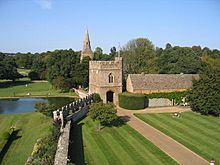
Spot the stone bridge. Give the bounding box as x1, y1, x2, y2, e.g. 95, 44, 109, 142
53, 93, 93, 165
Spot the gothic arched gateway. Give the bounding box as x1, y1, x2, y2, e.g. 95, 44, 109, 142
106, 91, 114, 103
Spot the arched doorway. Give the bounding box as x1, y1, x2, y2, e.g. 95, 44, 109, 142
106, 91, 114, 103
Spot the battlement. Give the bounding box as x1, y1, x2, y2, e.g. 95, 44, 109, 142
89, 58, 122, 70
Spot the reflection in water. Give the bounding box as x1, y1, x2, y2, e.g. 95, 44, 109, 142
0, 97, 75, 114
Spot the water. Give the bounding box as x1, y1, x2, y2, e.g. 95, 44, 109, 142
0, 97, 75, 114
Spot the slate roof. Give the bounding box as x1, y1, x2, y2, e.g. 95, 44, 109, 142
129, 74, 199, 90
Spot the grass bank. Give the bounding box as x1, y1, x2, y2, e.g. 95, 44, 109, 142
0, 78, 77, 97
135, 112, 220, 164
0, 112, 52, 165
68, 117, 178, 165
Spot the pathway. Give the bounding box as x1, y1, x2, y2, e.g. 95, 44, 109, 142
117, 106, 209, 165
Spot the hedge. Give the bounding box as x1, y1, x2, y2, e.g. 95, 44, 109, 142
119, 92, 147, 110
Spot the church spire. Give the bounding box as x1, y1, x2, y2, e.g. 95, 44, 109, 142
81, 29, 93, 62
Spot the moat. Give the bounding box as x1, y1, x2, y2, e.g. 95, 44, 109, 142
0, 97, 75, 114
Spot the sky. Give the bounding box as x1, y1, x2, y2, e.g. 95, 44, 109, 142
0, 0, 220, 53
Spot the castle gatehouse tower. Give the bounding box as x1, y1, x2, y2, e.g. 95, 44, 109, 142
89, 57, 123, 104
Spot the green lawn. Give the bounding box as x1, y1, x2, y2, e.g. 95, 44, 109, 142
17, 68, 31, 75
0, 79, 77, 97
135, 112, 220, 164
68, 117, 178, 165
0, 112, 52, 165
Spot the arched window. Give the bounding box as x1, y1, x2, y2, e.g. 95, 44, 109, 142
108, 73, 114, 83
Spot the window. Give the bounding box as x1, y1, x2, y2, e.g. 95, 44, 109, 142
108, 73, 113, 83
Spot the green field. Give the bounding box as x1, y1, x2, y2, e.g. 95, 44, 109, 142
69, 117, 178, 165
17, 68, 31, 75
0, 112, 52, 165
0, 78, 77, 97
135, 112, 220, 164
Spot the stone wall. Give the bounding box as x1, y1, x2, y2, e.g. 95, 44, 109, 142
132, 89, 187, 94
148, 98, 173, 107
54, 121, 71, 165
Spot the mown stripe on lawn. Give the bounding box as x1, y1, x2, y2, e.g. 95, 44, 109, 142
94, 132, 122, 164
135, 114, 210, 158
103, 131, 136, 165
135, 112, 220, 163
83, 128, 109, 164
150, 114, 220, 152
118, 126, 162, 164
110, 127, 147, 165
123, 125, 178, 165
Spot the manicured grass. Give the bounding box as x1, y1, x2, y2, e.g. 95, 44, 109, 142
0, 79, 77, 97
69, 117, 178, 165
135, 112, 220, 164
0, 112, 52, 165
17, 68, 31, 75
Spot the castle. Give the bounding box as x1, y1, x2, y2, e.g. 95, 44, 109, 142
81, 30, 197, 104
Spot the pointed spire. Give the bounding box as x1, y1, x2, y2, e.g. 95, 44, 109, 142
81, 29, 93, 62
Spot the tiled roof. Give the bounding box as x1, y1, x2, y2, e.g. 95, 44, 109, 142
129, 74, 199, 90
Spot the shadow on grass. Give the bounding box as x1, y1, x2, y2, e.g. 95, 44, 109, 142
0, 80, 33, 88
0, 129, 22, 164
68, 122, 85, 165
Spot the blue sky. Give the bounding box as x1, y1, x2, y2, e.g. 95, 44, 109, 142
0, 0, 220, 53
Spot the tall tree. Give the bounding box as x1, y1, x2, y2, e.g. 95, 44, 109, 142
94, 47, 103, 60
121, 38, 159, 76
158, 46, 202, 74
110, 46, 117, 57
0, 53, 21, 81
188, 57, 220, 116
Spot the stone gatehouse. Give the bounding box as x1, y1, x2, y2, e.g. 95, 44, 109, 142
89, 57, 123, 104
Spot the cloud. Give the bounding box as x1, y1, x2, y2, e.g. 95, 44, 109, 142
35, 0, 53, 10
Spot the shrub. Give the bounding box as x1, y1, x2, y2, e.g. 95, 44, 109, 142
35, 102, 56, 117
89, 103, 118, 129
30, 124, 60, 165
52, 76, 71, 92
28, 71, 40, 80
92, 93, 102, 103
119, 92, 147, 110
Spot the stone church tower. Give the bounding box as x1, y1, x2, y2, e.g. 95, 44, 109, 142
81, 30, 93, 62
89, 57, 123, 104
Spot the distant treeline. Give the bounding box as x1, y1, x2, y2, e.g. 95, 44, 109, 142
1, 38, 220, 90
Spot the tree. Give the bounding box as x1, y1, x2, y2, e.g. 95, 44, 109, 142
28, 71, 40, 80
110, 46, 117, 57
188, 57, 220, 116
121, 38, 159, 76
158, 46, 202, 74
94, 47, 103, 60
89, 103, 118, 130
51, 76, 71, 92
14, 52, 35, 69
0, 53, 21, 81
165, 43, 172, 49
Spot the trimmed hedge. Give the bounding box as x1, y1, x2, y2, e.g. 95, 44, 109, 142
119, 92, 147, 110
